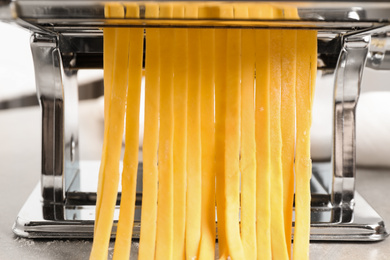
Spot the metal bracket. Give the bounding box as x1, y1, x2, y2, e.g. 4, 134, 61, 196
332, 32, 370, 222
31, 33, 80, 211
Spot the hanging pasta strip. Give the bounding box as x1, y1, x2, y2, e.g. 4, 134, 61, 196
155, 4, 175, 260
198, 4, 217, 260
185, 4, 202, 260
281, 7, 299, 258
253, 4, 274, 260
172, 4, 188, 260
112, 4, 143, 260
90, 6, 129, 260
94, 2, 123, 234
310, 33, 318, 109
293, 30, 317, 260
269, 27, 289, 260
214, 28, 228, 260
224, 27, 246, 260
214, 5, 233, 259
234, 4, 257, 260
137, 4, 160, 260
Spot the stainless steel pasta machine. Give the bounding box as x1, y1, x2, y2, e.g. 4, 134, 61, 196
1, 0, 389, 241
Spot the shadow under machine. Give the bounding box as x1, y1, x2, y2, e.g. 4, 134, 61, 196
1, 0, 389, 240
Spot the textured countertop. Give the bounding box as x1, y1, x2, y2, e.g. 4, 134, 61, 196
1, 100, 390, 260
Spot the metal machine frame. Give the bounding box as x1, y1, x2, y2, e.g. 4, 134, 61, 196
0, 0, 388, 240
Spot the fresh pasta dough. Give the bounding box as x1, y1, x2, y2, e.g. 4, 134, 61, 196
138, 3, 160, 260
90, 3, 317, 260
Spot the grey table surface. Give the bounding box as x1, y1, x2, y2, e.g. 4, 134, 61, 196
1, 100, 390, 260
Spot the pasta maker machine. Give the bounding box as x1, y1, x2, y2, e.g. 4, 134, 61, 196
1, 0, 389, 241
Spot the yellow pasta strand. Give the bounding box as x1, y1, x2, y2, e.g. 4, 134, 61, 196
172, 4, 188, 260
215, 5, 233, 259
280, 8, 299, 258
215, 29, 228, 260
90, 12, 129, 260
281, 29, 297, 259
310, 36, 318, 109
283, 5, 299, 19
155, 4, 175, 260
112, 4, 143, 260
224, 28, 246, 260
185, 4, 202, 260
138, 4, 160, 260
253, 5, 274, 260
198, 4, 217, 260
234, 4, 257, 260
269, 28, 289, 260
293, 30, 317, 260
94, 2, 124, 234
